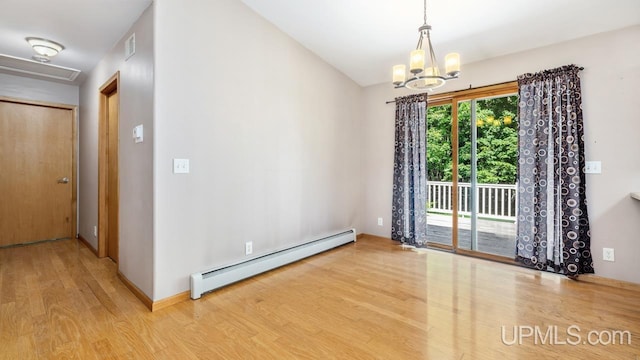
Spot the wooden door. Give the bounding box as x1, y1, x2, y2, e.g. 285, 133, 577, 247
0, 99, 75, 246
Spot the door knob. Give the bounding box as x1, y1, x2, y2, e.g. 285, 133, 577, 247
57, 177, 70, 184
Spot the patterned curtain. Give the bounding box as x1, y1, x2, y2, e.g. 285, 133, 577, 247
391, 94, 428, 246
515, 65, 594, 277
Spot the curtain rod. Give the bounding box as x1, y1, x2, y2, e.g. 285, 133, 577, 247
385, 82, 475, 104
385, 82, 488, 104
385, 67, 584, 104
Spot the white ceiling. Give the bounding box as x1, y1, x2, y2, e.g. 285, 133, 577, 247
0, 0, 152, 85
241, 0, 640, 86
0, 1, 638, 87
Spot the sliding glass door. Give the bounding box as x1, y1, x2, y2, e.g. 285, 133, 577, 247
426, 83, 518, 260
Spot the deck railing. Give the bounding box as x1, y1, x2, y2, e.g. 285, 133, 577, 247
427, 181, 517, 221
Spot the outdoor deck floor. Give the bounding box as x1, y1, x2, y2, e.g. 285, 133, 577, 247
427, 213, 516, 258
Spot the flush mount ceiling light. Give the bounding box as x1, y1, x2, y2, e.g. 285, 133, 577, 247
392, 0, 460, 91
26, 37, 65, 62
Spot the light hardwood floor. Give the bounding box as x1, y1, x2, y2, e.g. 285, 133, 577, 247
1, 236, 639, 359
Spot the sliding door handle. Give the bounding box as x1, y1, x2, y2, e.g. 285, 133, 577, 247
57, 177, 70, 184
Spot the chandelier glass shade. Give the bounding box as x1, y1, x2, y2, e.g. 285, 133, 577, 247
392, 0, 460, 91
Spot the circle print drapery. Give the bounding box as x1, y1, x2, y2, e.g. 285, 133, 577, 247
391, 94, 428, 247
515, 64, 594, 277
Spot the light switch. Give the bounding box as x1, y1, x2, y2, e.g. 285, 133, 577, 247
133, 125, 143, 143
173, 159, 190, 174
584, 161, 601, 174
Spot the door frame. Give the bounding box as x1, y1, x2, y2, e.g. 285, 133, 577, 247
426, 81, 519, 264
98, 72, 119, 259
0, 96, 78, 242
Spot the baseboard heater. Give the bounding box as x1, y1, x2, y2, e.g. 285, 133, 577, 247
190, 229, 356, 299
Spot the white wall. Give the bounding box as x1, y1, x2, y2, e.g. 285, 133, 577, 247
362, 26, 640, 284
0, 73, 79, 105
153, 0, 363, 300
79, 4, 154, 296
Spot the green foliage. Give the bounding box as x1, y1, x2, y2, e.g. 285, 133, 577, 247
426, 96, 518, 184
426, 104, 453, 181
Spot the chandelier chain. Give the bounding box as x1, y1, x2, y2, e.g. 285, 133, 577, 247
423, 0, 427, 25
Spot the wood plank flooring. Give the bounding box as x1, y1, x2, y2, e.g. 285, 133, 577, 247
1, 236, 639, 359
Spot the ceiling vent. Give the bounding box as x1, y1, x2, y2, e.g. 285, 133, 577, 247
0, 54, 81, 82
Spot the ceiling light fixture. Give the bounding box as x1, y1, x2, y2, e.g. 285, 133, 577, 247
392, 0, 460, 91
26, 37, 65, 62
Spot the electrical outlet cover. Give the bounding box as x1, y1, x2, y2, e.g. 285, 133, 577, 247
585, 161, 602, 174
173, 159, 190, 174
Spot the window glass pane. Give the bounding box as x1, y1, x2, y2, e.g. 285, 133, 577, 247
426, 103, 452, 247
475, 95, 518, 257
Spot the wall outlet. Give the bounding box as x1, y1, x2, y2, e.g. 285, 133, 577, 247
603, 248, 615, 262
377, 217, 383, 226
585, 161, 602, 174
245, 241, 253, 256
173, 159, 190, 174
93, 226, 97, 237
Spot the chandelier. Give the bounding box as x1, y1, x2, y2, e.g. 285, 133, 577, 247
392, 0, 460, 91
